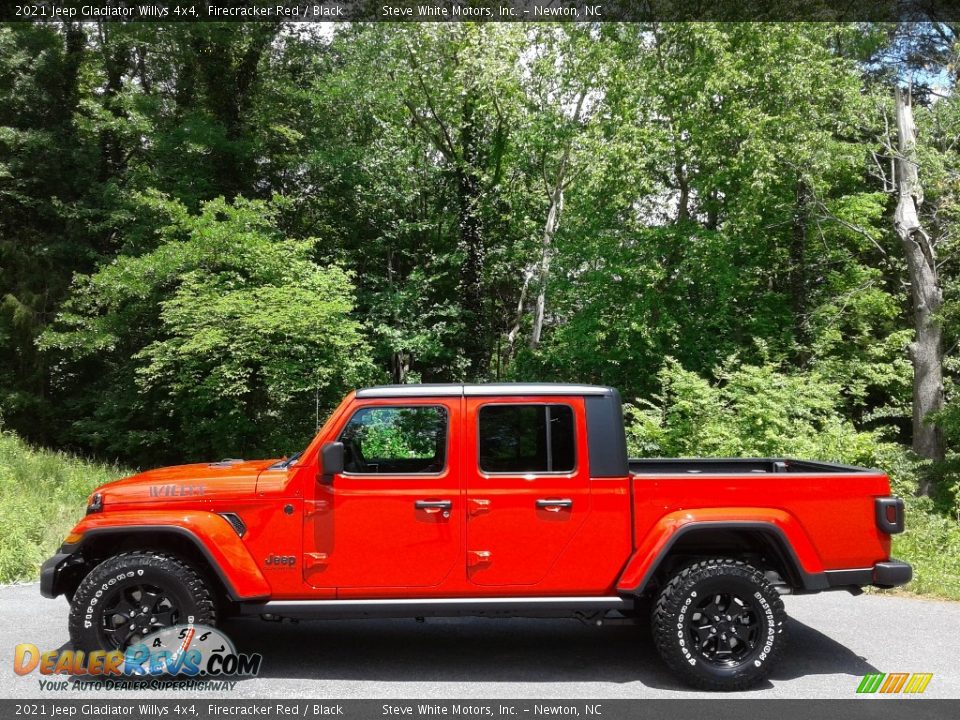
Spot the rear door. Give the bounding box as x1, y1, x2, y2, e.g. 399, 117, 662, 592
464, 396, 591, 586
302, 397, 461, 589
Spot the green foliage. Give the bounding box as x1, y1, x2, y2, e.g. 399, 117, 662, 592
0, 432, 125, 583
921, 94, 960, 516
624, 357, 911, 471
893, 496, 960, 601
515, 24, 907, 417
40, 194, 376, 462
0, 22, 924, 457
1, 21, 959, 597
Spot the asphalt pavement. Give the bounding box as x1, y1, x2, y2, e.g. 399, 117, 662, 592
1, 582, 957, 699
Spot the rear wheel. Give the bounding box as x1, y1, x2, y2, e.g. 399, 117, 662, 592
652, 558, 787, 691
69, 551, 216, 652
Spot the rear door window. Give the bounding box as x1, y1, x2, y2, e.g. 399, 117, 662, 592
478, 404, 575, 474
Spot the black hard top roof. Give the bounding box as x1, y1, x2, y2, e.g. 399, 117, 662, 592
355, 383, 616, 399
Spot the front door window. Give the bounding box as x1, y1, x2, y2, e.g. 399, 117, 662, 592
340, 406, 448, 475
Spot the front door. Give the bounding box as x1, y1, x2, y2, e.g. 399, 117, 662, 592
303, 398, 461, 589
464, 397, 591, 586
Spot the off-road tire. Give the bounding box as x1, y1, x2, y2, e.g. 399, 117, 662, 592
652, 558, 787, 691
69, 551, 216, 652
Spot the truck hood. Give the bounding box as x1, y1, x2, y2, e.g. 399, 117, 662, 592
93, 459, 280, 506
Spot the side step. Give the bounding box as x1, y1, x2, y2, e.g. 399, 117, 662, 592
239, 596, 631, 620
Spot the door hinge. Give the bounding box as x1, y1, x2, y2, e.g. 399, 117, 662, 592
304, 552, 329, 570
467, 550, 492, 567
468, 498, 491, 517
304, 500, 330, 519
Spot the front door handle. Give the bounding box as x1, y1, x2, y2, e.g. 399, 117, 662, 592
413, 500, 453, 517
536, 498, 573, 510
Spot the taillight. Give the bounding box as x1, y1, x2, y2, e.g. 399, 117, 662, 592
875, 497, 905, 534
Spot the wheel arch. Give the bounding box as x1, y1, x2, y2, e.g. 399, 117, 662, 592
619, 520, 829, 596
62, 524, 270, 604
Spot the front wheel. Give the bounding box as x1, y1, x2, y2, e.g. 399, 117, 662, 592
69, 551, 216, 652
652, 558, 787, 691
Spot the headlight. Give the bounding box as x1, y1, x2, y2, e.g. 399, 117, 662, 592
86, 492, 103, 514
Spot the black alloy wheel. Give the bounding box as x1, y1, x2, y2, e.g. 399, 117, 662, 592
100, 581, 182, 650
686, 591, 762, 666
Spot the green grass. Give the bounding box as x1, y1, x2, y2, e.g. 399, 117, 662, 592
0, 431, 958, 601
0, 432, 127, 583
891, 497, 960, 601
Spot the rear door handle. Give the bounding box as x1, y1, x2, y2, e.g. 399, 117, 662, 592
536, 498, 573, 510
415, 500, 452, 510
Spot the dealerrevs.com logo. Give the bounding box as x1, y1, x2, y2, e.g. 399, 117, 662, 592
856, 673, 934, 694
14, 624, 262, 684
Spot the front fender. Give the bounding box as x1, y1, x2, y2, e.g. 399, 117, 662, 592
616, 507, 826, 594
52, 510, 270, 600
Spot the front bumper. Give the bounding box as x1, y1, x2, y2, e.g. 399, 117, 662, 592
824, 558, 913, 590
39, 544, 83, 599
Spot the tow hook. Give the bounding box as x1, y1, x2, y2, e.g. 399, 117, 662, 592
573, 610, 604, 626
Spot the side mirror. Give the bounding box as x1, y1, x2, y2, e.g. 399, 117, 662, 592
318, 441, 344, 485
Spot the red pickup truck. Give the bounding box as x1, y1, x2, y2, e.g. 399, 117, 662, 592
41, 383, 910, 690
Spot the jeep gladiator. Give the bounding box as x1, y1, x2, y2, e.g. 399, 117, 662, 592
41, 383, 911, 690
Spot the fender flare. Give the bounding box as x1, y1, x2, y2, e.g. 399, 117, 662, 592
617, 516, 828, 595
60, 513, 271, 601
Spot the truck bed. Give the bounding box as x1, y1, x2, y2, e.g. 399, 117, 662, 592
628, 457, 875, 475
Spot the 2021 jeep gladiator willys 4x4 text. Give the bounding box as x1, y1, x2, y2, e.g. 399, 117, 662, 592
41, 383, 911, 690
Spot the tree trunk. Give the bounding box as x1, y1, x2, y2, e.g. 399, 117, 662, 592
505, 265, 534, 361
386, 248, 410, 385
790, 177, 810, 354
530, 186, 564, 348
894, 86, 945, 493
527, 88, 586, 351
457, 93, 488, 379
194, 24, 279, 199
675, 154, 690, 223
98, 23, 131, 183
391, 351, 411, 384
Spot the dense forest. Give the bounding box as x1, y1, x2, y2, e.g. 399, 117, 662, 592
1, 21, 959, 528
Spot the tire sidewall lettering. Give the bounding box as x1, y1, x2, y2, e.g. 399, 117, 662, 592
751, 590, 776, 665
676, 591, 696, 665
84, 571, 137, 628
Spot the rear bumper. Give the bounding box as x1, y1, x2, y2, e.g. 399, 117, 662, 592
873, 560, 913, 588
824, 559, 912, 590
